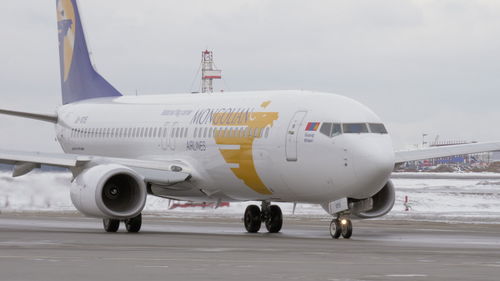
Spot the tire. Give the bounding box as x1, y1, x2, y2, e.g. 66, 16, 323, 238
265, 205, 283, 233
341, 219, 353, 239
330, 219, 341, 239
244, 205, 261, 233
125, 213, 142, 233
103, 218, 119, 233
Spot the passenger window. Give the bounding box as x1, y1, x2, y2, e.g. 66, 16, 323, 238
256, 128, 261, 138
209, 128, 213, 138
264, 127, 270, 138
184, 128, 188, 138
203, 127, 208, 138
343, 123, 368, 134
369, 123, 388, 134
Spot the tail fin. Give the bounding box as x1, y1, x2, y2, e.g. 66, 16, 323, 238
56, 0, 121, 105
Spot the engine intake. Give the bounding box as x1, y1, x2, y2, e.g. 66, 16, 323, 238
352, 180, 395, 219
71, 164, 147, 219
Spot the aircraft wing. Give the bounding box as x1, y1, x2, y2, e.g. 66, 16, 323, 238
394, 142, 500, 164
0, 149, 190, 185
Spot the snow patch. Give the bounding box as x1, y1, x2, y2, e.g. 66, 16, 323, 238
1, 172, 500, 223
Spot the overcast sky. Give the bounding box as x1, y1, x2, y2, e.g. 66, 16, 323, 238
1, 0, 500, 152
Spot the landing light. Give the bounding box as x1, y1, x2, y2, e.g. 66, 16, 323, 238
341, 219, 348, 225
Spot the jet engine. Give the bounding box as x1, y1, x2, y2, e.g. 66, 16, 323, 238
70, 164, 147, 219
351, 180, 395, 219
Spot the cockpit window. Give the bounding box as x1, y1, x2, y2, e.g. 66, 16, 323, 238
369, 123, 388, 134
343, 123, 369, 134
320, 123, 332, 136
320, 123, 342, 137
331, 124, 341, 136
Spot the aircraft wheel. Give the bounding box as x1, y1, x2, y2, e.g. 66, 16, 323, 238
330, 219, 341, 239
265, 205, 283, 233
103, 218, 120, 232
340, 218, 353, 239
125, 213, 142, 233
244, 205, 261, 233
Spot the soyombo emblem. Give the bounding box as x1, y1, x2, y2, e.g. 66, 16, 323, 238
57, 0, 76, 82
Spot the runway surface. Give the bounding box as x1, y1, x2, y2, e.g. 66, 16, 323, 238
0, 213, 499, 281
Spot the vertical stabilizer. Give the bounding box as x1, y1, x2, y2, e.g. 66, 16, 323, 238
56, 0, 122, 104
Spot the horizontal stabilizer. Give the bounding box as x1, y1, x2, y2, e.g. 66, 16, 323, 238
0, 108, 58, 123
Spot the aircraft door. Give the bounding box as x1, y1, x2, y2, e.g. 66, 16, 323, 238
285, 111, 307, 161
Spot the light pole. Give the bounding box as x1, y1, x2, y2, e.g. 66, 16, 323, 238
422, 133, 428, 148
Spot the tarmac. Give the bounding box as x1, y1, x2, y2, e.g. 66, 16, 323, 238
0, 213, 499, 281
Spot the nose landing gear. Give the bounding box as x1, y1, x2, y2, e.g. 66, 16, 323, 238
330, 215, 352, 239
244, 202, 283, 233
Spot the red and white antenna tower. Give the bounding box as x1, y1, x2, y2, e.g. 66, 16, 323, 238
201, 50, 222, 93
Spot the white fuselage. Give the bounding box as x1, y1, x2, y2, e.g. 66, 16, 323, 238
55, 90, 395, 204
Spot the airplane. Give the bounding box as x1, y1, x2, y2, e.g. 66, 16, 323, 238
1, 0, 500, 239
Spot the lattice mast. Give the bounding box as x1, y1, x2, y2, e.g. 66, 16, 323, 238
201, 50, 222, 93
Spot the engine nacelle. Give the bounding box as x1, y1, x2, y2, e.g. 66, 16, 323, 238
70, 164, 147, 219
352, 180, 395, 219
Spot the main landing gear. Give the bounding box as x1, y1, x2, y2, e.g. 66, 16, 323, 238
329, 215, 352, 239
244, 202, 283, 233
103, 213, 142, 233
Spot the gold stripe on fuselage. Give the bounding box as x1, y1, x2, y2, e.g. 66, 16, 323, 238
213, 104, 279, 195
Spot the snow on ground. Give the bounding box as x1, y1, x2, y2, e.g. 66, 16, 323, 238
1, 171, 500, 223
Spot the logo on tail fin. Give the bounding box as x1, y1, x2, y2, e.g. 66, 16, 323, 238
57, 0, 75, 82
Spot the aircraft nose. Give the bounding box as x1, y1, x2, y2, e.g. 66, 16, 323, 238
349, 139, 395, 198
